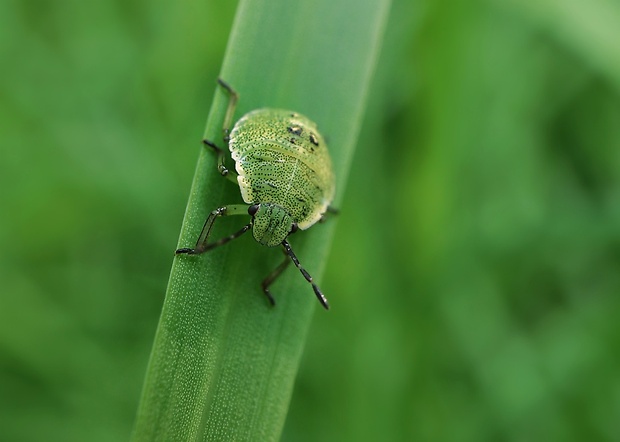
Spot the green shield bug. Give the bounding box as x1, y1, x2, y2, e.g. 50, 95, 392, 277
176, 79, 336, 309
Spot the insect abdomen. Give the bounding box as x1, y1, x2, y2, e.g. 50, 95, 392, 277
229, 109, 335, 229
236, 144, 328, 226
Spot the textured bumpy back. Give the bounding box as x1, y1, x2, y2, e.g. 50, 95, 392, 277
229, 108, 335, 229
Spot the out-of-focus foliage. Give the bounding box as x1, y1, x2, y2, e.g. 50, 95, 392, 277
285, 0, 620, 440
1, 0, 619, 440
0, 0, 236, 440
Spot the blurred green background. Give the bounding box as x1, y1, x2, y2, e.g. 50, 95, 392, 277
2, 0, 620, 440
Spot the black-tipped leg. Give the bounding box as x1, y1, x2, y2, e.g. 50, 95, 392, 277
202, 139, 228, 177
175, 204, 250, 255
281, 239, 330, 310
202, 139, 238, 183
319, 205, 339, 223
217, 78, 238, 142
201, 78, 240, 184
261, 255, 291, 307
326, 206, 339, 215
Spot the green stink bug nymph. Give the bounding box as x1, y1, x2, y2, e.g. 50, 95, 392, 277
176, 78, 336, 309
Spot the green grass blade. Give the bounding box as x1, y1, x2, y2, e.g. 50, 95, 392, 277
132, 0, 390, 440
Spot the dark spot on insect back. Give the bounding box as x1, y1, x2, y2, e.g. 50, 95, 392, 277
309, 133, 319, 146
288, 125, 303, 136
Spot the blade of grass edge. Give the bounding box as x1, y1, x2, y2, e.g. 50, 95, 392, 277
132, 0, 391, 440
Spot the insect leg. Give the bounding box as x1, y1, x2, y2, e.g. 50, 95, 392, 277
217, 78, 238, 143
202, 138, 238, 184
261, 252, 291, 306
320, 205, 340, 223
281, 239, 330, 310
176, 204, 250, 255
326, 206, 339, 215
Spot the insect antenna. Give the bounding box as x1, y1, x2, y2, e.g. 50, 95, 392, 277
281, 239, 330, 310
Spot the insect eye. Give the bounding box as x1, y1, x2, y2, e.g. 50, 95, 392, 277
290, 223, 299, 234
248, 204, 260, 216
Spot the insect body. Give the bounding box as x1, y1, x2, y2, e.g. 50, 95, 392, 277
176, 79, 335, 309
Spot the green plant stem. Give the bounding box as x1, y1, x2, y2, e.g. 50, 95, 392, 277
132, 0, 390, 440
